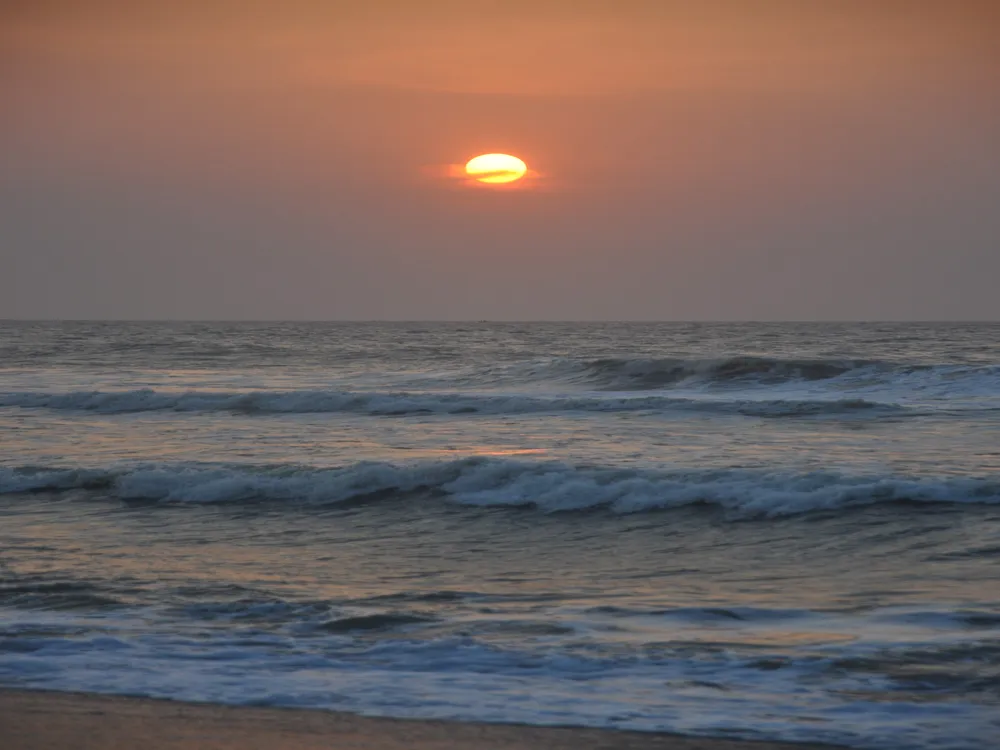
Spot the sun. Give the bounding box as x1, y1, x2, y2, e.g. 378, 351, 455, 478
465, 153, 527, 184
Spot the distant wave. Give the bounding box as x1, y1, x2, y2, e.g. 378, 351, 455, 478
530, 356, 1000, 393
578, 356, 876, 389
3, 459, 997, 517
0, 388, 907, 418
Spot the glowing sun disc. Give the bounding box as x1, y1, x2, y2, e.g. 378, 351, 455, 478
465, 153, 527, 184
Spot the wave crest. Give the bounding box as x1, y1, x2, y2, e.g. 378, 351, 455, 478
0, 388, 905, 418
2, 459, 997, 518
581, 356, 872, 389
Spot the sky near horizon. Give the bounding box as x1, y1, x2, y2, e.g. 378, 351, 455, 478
3, 1, 999, 320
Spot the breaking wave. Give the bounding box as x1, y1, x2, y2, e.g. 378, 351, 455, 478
0, 388, 907, 418
471, 356, 1000, 395
2, 459, 997, 517
578, 356, 876, 389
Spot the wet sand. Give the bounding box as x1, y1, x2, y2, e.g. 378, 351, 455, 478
0, 688, 845, 750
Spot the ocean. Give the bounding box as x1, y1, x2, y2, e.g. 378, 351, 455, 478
1, 321, 998, 749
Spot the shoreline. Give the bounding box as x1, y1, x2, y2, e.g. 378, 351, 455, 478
0, 688, 847, 750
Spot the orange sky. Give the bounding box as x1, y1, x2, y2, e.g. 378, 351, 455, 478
3, 1, 999, 319
6, 1, 996, 92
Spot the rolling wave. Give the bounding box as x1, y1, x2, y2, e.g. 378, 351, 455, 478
0, 388, 906, 418
464, 356, 1000, 395
579, 355, 876, 389
2, 459, 997, 517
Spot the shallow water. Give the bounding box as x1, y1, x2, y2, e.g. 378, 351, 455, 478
1, 322, 999, 749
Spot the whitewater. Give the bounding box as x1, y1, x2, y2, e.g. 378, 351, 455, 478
1, 322, 998, 749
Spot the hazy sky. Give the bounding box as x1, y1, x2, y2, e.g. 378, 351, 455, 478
3, 1, 999, 320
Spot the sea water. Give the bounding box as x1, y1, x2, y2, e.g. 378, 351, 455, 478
1, 322, 998, 749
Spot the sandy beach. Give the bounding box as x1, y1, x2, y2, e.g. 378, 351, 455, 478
0, 689, 844, 750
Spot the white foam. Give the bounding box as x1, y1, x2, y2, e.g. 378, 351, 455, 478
1, 608, 996, 750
